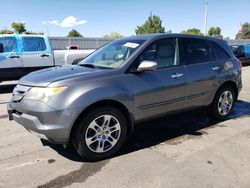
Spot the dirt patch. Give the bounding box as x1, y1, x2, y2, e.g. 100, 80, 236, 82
37, 160, 109, 188
0, 115, 8, 119
168, 130, 208, 145
48, 159, 56, 164
207, 160, 213, 165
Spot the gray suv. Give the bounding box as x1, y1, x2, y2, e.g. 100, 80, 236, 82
8, 34, 242, 161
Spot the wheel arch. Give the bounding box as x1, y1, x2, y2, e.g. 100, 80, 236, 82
214, 80, 239, 102
69, 99, 134, 144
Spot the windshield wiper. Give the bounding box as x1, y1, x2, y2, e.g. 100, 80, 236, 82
78, 64, 96, 69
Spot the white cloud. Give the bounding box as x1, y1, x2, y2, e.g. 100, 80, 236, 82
14, 20, 27, 24
42, 16, 87, 27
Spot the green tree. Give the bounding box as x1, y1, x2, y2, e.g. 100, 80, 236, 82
236, 22, 250, 39
135, 14, 165, 35
103, 32, 124, 39
11, 22, 26, 34
181, 28, 203, 35
67, 29, 83, 37
0, 29, 14, 34
208, 27, 223, 38
25, 31, 44, 35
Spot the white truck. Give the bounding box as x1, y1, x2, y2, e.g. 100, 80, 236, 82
0, 34, 95, 82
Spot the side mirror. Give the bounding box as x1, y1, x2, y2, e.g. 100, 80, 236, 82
137, 60, 157, 72
0, 43, 3, 53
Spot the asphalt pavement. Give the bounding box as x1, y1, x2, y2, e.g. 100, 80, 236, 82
0, 68, 250, 188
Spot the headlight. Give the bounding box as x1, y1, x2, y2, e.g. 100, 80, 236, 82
24, 86, 67, 103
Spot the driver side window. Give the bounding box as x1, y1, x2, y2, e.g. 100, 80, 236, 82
0, 37, 17, 53
140, 38, 178, 69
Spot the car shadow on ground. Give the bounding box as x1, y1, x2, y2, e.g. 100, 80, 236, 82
43, 100, 250, 162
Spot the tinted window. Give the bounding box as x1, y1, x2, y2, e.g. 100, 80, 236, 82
211, 42, 229, 60
23, 37, 46, 52
0, 37, 17, 53
140, 38, 178, 68
180, 38, 214, 64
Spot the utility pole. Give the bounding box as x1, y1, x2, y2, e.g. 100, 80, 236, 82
204, 0, 208, 36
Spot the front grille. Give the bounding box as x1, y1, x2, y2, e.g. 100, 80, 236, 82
11, 85, 31, 103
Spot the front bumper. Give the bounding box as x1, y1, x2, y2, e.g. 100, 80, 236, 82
8, 99, 80, 144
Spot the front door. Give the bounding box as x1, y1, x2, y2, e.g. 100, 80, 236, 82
0, 36, 23, 81
132, 38, 186, 121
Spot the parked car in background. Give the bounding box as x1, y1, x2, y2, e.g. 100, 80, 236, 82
231, 44, 250, 66
8, 34, 242, 161
66, 45, 80, 50
0, 34, 94, 82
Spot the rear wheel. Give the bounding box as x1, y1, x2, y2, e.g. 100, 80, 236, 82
210, 86, 236, 120
72, 106, 127, 161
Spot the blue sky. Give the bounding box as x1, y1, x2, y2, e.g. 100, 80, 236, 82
1, 0, 250, 38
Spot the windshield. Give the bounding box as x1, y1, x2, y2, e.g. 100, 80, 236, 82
79, 39, 145, 69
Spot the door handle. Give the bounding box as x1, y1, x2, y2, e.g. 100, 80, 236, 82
171, 73, 184, 79
212, 66, 220, 71
40, 54, 50, 58
9, 55, 20, 59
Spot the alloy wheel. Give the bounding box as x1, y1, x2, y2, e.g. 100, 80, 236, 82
85, 115, 121, 153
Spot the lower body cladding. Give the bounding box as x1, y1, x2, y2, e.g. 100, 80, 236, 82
8, 99, 80, 143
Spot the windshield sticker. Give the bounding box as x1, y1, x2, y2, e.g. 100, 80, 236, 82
123, 42, 139, 49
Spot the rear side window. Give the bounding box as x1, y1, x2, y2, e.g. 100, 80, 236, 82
23, 37, 46, 52
180, 38, 214, 64
211, 42, 230, 60
0, 37, 17, 52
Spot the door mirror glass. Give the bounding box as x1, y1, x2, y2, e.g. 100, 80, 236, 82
137, 60, 157, 72
0, 43, 4, 53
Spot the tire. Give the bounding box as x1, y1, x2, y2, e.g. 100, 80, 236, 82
210, 86, 236, 120
72, 106, 127, 161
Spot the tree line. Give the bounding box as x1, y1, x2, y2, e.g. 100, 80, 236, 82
0, 22, 44, 35
1, 15, 250, 39
134, 14, 250, 39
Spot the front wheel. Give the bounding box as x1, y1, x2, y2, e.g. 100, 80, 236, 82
72, 107, 127, 161
210, 86, 236, 120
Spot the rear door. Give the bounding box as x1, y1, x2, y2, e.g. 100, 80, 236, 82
179, 37, 226, 108
0, 36, 23, 81
21, 36, 53, 74
133, 38, 187, 121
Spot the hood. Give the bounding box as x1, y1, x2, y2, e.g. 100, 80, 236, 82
18, 65, 103, 87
